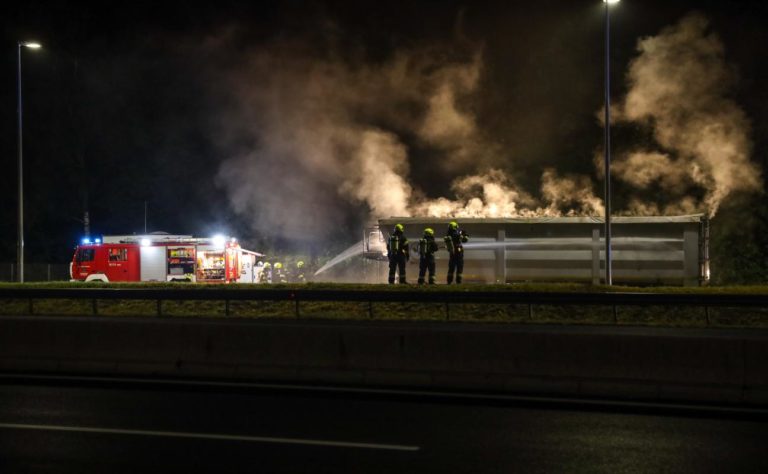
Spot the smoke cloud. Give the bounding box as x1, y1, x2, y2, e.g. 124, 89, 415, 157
610, 151, 690, 190
339, 129, 412, 219
214, 39, 494, 239
213, 12, 760, 244
410, 168, 604, 218
611, 13, 761, 216
411, 169, 536, 218
540, 169, 604, 217
214, 36, 603, 239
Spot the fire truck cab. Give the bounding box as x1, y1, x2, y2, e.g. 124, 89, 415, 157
70, 233, 262, 283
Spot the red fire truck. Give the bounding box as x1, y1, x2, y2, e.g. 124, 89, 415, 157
69, 233, 263, 283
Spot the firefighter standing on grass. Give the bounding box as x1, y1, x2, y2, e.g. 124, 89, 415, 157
444, 221, 469, 284
254, 261, 264, 283
260, 262, 272, 283
273, 262, 287, 283
295, 261, 307, 283
417, 228, 439, 284
387, 223, 410, 284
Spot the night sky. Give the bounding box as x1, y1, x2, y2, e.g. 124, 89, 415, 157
2, 0, 768, 278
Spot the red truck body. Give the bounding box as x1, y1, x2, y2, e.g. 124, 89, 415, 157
70, 234, 260, 283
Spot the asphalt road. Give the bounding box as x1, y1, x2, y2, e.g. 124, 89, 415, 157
1, 376, 767, 473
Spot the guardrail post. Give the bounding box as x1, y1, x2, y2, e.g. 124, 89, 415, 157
157, 299, 162, 317
28, 297, 33, 315
368, 300, 373, 319
92, 299, 98, 316
445, 302, 450, 321
295, 299, 300, 318
225, 299, 230, 317
528, 303, 533, 320
613, 305, 618, 323
704, 305, 710, 326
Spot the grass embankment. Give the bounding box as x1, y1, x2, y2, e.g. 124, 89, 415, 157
1, 282, 767, 328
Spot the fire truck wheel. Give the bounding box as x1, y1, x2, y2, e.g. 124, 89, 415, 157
85, 274, 108, 283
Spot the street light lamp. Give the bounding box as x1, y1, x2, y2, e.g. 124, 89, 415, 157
602, 0, 618, 285
17, 41, 42, 283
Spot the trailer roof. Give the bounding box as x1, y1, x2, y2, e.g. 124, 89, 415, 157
378, 214, 705, 225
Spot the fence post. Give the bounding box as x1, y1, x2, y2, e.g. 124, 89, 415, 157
445, 302, 450, 321
225, 299, 230, 317
368, 300, 373, 319
157, 299, 162, 317
92, 298, 98, 316
528, 303, 534, 320
295, 299, 300, 318
704, 305, 710, 326
613, 305, 618, 323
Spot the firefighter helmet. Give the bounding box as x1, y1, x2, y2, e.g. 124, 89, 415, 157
297, 261, 304, 268
449, 221, 458, 230
424, 228, 434, 236
394, 223, 404, 233
274, 262, 283, 269
263, 262, 272, 268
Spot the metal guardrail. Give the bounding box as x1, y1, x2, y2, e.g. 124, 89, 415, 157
1, 288, 767, 323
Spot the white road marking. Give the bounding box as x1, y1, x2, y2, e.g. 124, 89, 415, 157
0, 423, 420, 452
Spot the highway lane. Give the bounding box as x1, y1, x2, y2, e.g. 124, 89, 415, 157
0, 376, 767, 473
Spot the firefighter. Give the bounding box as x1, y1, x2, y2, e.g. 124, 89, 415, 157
253, 261, 264, 283
273, 262, 288, 283
387, 223, 409, 284
444, 221, 469, 284
295, 261, 307, 283
417, 228, 439, 284
260, 262, 272, 283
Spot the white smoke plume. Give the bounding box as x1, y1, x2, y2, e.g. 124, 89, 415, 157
213, 39, 489, 239
611, 13, 761, 216
611, 151, 690, 190
339, 129, 412, 219
411, 169, 537, 217
411, 168, 604, 218
213, 37, 602, 235
624, 196, 699, 217
214, 12, 760, 245
540, 169, 604, 216
416, 57, 490, 170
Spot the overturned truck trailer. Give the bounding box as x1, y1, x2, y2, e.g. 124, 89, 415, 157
363, 215, 710, 286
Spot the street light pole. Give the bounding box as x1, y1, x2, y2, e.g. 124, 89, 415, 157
603, 0, 618, 286
17, 41, 41, 283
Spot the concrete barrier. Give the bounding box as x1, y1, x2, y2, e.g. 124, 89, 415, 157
0, 316, 766, 405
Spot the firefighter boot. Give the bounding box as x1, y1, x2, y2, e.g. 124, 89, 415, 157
447, 272, 454, 284
456, 273, 463, 284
